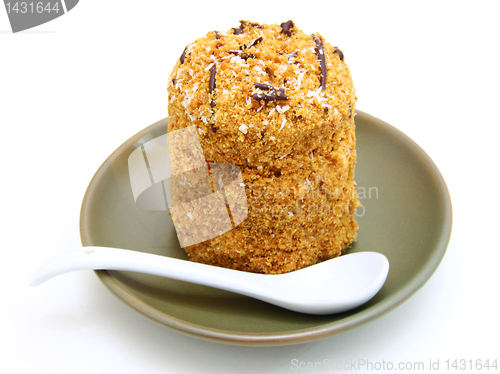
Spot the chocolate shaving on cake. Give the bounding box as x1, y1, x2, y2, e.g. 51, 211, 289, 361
208, 64, 217, 110
226, 38, 262, 61
240, 20, 262, 28
252, 83, 288, 102
232, 26, 243, 35
333, 46, 344, 61
209, 64, 217, 132
253, 82, 273, 90
233, 20, 262, 35
209, 65, 216, 93
229, 50, 255, 61
179, 46, 187, 64
265, 67, 275, 78
280, 20, 294, 36
214, 31, 221, 39
246, 37, 263, 49
253, 92, 288, 102
240, 52, 255, 60
312, 34, 327, 89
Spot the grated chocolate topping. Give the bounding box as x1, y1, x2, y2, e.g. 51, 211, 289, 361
252, 83, 288, 102
232, 26, 243, 35
229, 49, 255, 61
312, 34, 327, 89
209, 65, 217, 132
179, 46, 187, 64
333, 46, 344, 61
209, 65, 216, 93
209, 64, 217, 110
280, 20, 294, 36
253, 82, 273, 90
240, 20, 262, 28
246, 37, 263, 49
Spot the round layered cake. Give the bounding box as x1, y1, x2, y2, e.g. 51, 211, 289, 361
167, 20, 359, 274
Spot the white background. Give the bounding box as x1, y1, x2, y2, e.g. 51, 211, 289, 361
2, 1, 499, 373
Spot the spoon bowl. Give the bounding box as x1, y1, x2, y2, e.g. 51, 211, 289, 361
30, 247, 389, 315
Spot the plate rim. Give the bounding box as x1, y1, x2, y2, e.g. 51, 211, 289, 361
79, 110, 452, 346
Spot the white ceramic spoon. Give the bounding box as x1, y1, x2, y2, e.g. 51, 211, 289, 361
30, 247, 389, 315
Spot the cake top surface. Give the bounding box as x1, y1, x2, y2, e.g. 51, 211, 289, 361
168, 20, 356, 169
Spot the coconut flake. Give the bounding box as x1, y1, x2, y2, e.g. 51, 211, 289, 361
204, 62, 215, 72
276, 105, 290, 114
277, 64, 288, 74
286, 52, 297, 63
280, 117, 287, 130
230, 55, 245, 65
254, 65, 265, 75
306, 86, 327, 104
175, 78, 184, 90
239, 124, 248, 134
290, 68, 308, 90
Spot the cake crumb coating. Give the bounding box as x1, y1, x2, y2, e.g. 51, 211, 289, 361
168, 20, 360, 274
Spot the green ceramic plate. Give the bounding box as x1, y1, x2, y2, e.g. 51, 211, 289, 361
80, 110, 452, 346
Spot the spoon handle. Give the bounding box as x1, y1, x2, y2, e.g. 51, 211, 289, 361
30, 246, 264, 295
30, 247, 389, 315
